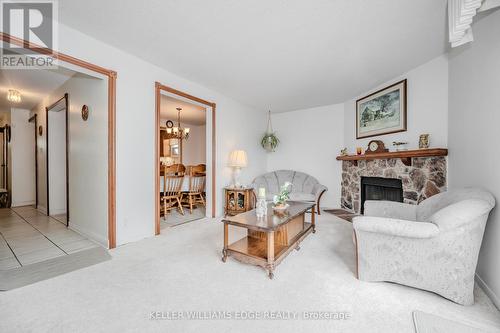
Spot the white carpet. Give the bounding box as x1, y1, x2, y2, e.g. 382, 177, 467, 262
0, 214, 499, 332
413, 310, 499, 333
161, 206, 206, 229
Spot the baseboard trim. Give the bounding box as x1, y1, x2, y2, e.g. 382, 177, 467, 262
69, 222, 108, 248
49, 208, 66, 216
11, 200, 35, 207
475, 273, 499, 310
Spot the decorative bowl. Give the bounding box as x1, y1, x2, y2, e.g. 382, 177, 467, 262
273, 203, 289, 213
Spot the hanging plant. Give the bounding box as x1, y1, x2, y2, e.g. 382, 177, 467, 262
261, 133, 279, 152
261, 110, 279, 152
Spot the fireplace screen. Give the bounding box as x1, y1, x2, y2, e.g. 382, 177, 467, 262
361, 177, 403, 214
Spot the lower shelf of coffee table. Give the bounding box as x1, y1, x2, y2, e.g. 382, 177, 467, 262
227, 222, 312, 261
228, 236, 285, 260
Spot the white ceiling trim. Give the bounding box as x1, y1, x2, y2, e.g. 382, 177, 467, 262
448, 0, 500, 47
479, 0, 500, 11
448, 0, 484, 47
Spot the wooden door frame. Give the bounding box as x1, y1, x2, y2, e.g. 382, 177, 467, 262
45, 93, 69, 225
0, 32, 117, 249
0, 127, 5, 191
28, 114, 38, 207
155, 82, 216, 235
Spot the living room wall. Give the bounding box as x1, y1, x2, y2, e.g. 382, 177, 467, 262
267, 104, 344, 209
448, 9, 500, 308
343, 55, 449, 153
55, 22, 268, 246
266, 54, 449, 209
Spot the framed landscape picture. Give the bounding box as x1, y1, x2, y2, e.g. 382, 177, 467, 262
356, 79, 407, 139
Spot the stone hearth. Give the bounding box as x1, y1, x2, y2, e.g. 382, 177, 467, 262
341, 157, 447, 213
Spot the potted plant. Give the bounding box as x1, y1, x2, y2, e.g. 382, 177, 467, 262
261, 133, 279, 152
273, 182, 292, 212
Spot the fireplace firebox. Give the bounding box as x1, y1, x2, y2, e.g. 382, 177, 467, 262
360, 177, 403, 214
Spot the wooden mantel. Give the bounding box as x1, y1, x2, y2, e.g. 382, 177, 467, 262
336, 148, 448, 166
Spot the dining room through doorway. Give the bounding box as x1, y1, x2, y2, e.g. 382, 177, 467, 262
159, 94, 207, 229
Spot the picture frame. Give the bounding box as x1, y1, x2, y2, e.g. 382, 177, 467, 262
356, 79, 407, 139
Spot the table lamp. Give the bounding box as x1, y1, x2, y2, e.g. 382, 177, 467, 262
228, 150, 248, 188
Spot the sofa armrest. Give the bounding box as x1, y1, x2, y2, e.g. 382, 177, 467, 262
353, 216, 439, 238
364, 200, 417, 221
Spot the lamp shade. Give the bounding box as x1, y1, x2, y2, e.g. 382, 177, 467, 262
228, 150, 248, 168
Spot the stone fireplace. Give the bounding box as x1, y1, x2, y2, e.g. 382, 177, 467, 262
341, 156, 447, 214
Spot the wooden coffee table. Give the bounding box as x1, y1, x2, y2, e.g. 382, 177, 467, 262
221, 201, 315, 279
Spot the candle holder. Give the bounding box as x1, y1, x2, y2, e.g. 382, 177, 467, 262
256, 197, 267, 218
256, 187, 268, 218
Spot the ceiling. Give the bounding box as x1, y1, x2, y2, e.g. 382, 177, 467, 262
0, 67, 76, 110
59, 0, 448, 112
160, 95, 206, 126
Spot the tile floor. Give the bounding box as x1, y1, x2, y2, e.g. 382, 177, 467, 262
51, 213, 68, 225
0, 206, 98, 270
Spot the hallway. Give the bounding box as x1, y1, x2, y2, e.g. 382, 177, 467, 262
0, 206, 98, 270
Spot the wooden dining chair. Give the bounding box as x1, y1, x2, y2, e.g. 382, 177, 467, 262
171, 163, 186, 176
163, 164, 178, 176
181, 175, 206, 214
188, 164, 205, 176
162, 175, 185, 219
195, 164, 207, 199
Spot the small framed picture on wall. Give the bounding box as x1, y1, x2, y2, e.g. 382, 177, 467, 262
170, 144, 180, 157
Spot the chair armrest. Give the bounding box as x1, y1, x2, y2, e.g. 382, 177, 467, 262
363, 200, 417, 221
430, 199, 494, 232
312, 183, 328, 201
353, 216, 439, 238
250, 184, 257, 195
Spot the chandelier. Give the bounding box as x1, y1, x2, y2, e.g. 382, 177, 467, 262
166, 107, 190, 140
7, 89, 21, 103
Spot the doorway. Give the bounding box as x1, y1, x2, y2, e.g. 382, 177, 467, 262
0, 32, 117, 248
46, 94, 69, 226
28, 114, 38, 207
0, 124, 10, 207
155, 82, 216, 235
0, 62, 110, 267
0, 127, 5, 190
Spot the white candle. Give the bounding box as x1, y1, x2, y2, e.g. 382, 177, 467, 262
258, 187, 266, 198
